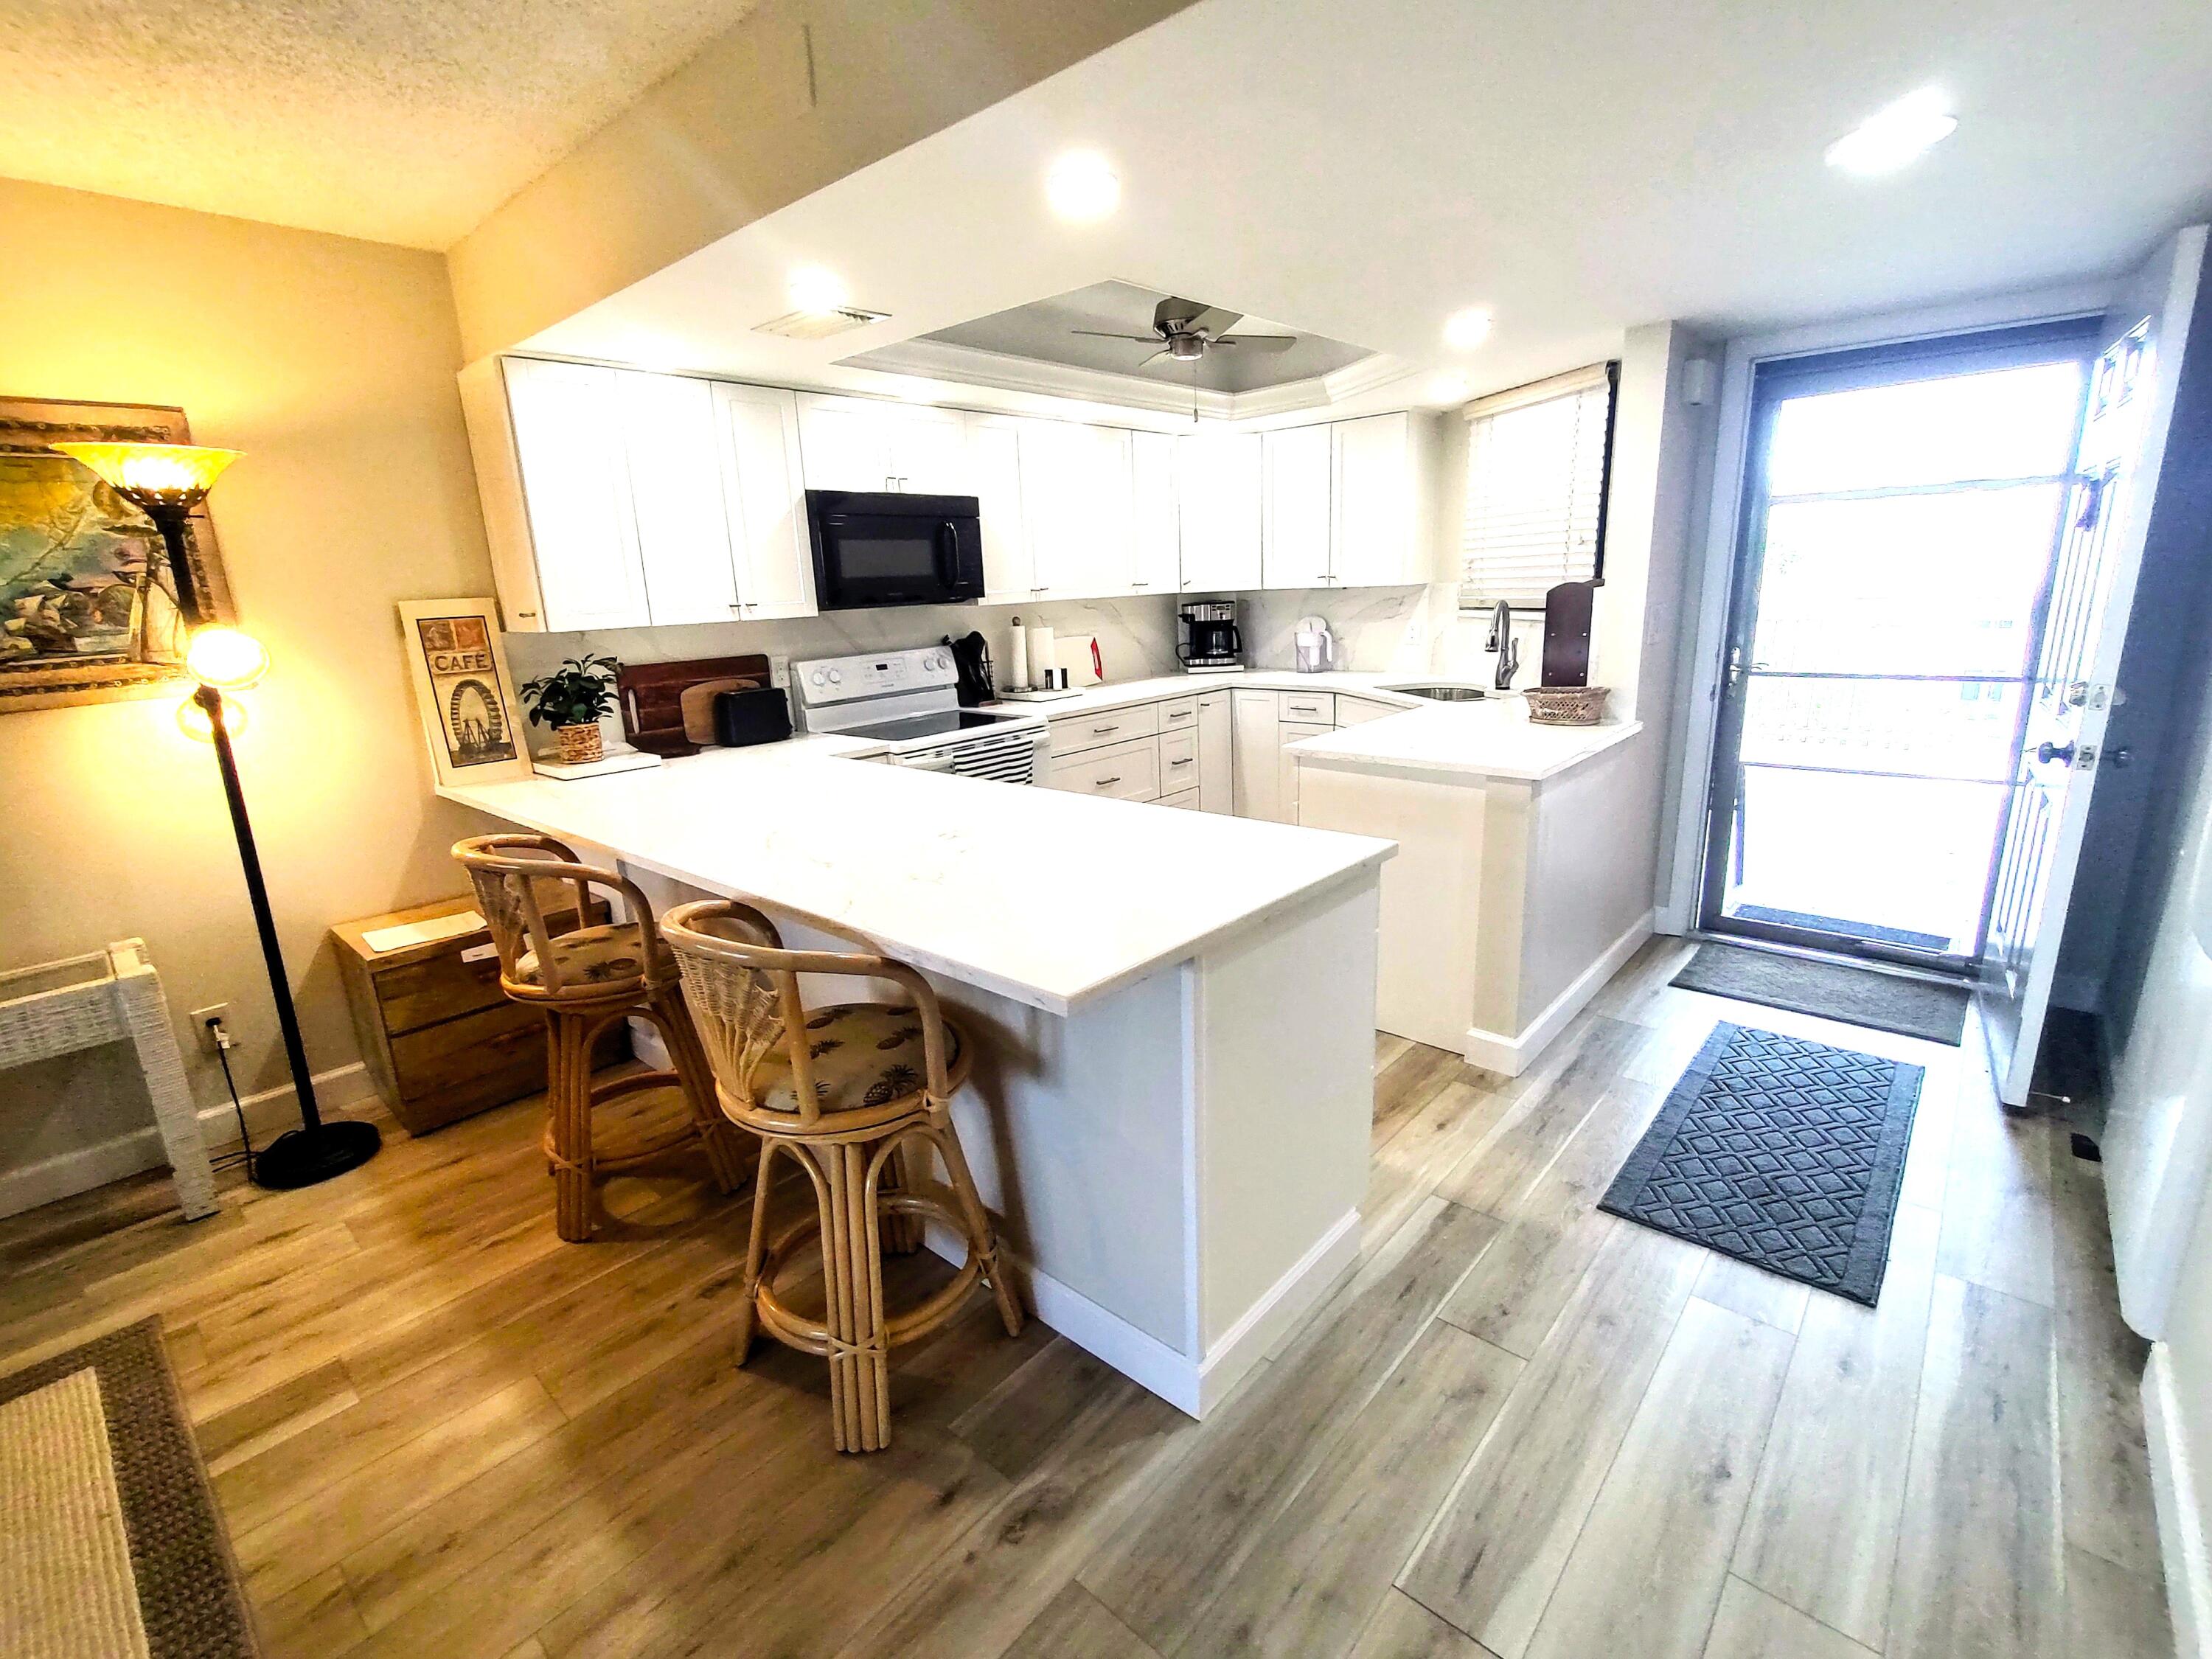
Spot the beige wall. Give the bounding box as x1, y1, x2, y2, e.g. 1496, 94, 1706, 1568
0, 178, 497, 1182
448, 0, 1193, 360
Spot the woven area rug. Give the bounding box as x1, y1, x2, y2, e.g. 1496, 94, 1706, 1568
1601, 1023, 1924, 1305
0, 1318, 257, 1658
1671, 942, 1967, 1046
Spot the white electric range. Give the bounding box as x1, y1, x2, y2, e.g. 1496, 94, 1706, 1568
790, 646, 1049, 783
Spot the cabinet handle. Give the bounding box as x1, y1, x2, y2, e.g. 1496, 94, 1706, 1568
1094, 775, 1121, 787
1131, 579, 1150, 587
516, 610, 538, 620
728, 603, 744, 613
1169, 757, 1192, 767
1093, 725, 1119, 734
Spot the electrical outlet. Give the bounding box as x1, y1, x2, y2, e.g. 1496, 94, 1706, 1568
189, 1004, 231, 1051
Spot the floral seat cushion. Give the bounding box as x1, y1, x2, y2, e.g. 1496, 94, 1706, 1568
750, 1003, 961, 1115
513, 922, 666, 989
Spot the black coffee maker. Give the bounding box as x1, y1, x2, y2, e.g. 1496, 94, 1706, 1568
1178, 600, 1243, 672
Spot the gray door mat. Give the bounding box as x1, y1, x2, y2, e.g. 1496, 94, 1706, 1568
1601, 1022, 1924, 1304
1672, 942, 1966, 1046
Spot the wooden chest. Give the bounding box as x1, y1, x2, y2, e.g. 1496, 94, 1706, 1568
333, 895, 627, 1135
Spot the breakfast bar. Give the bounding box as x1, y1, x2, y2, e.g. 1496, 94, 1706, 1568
442, 743, 1394, 1416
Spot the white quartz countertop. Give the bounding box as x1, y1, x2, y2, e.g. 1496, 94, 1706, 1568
991, 669, 1428, 719
439, 738, 1393, 1015
1287, 698, 1644, 782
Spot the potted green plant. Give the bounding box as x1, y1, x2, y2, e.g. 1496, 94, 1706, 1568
519, 653, 621, 765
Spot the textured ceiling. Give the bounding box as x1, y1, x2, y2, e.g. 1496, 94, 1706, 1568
0, 0, 762, 248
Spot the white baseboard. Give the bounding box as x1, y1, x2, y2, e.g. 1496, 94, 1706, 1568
0, 1061, 375, 1222
1464, 911, 1655, 1077
2146, 1344, 2205, 1658
925, 1205, 1360, 1419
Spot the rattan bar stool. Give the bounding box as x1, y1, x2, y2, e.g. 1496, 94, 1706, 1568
660, 898, 1025, 1453
453, 835, 751, 1241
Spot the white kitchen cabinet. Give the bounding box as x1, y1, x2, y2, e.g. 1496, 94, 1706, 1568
1130, 431, 1182, 594
1178, 431, 1264, 591
1277, 720, 1332, 822
501, 358, 653, 632
967, 414, 1032, 600
1023, 420, 1136, 599
710, 381, 816, 619
1197, 689, 1234, 814
1232, 689, 1283, 821
613, 370, 738, 626
1262, 425, 1335, 589
796, 394, 972, 495
1331, 411, 1418, 587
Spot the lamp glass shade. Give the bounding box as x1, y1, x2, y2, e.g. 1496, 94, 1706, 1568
176, 691, 249, 742
185, 625, 270, 689
52, 442, 241, 508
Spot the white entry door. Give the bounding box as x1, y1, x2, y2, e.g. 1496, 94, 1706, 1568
1980, 228, 2208, 1106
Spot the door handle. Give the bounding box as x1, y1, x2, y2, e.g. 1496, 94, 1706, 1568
2037, 740, 2076, 766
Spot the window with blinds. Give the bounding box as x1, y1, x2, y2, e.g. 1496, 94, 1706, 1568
1457, 361, 1619, 609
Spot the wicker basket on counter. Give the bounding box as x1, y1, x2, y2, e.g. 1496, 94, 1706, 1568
1523, 685, 1610, 726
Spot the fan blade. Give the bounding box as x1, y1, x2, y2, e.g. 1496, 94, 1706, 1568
1071, 330, 1166, 343
1216, 333, 1296, 352
1138, 349, 1173, 367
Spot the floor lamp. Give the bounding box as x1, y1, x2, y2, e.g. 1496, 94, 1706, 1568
55, 442, 381, 1190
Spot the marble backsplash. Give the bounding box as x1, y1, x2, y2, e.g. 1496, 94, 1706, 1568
504, 585, 1543, 756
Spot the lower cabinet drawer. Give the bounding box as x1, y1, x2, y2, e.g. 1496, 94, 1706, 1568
387, 1001, 626, 1134
1278, 690, 1336, 725
1047, 734, 1160, 801
1158, 697, 1199, 732
1160, 729, 1198, 790
1160, 787, 1200, 810
1051, 701, 1161, 756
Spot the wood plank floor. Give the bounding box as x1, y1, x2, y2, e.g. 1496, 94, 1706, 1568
0, 939, 2172, 1658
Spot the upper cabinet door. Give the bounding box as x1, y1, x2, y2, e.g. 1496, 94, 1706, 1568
1332, 411, 1415, 587
1130, 431, 1181, 594
615, 370, 740, 627
1262, 424, 1335, 589
1177, 431, 1263, 591
502, 357, 652, 633
967, 415, 1033, 600
1020, 420, 1135, 599
796, 394, 897, 492
888, 406, 973, 495
712, 382, 816, 619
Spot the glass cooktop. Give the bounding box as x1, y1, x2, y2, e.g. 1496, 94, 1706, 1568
841, 709, 1023, 742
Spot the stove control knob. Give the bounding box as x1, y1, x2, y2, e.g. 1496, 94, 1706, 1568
928, 652, 947, 671
827, 669, 843, 685
808, 669, 826, 686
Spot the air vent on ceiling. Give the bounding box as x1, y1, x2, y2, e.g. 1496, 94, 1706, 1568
753, 306, 888, 340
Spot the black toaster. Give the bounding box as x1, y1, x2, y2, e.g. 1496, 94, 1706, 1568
710, 686, 793, 748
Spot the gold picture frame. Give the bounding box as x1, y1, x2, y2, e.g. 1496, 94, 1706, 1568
0, 396, 237, 712
396, 598, 535, 790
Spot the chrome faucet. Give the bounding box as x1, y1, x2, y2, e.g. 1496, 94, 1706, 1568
1489, 601, 1520, 691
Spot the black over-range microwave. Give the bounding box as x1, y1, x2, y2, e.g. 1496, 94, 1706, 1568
804, 490, 985, 611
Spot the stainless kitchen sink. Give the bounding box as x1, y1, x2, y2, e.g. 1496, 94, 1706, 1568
1385, 684, 1487, 702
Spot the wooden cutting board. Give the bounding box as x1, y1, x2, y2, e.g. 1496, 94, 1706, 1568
616, 655, 770, 756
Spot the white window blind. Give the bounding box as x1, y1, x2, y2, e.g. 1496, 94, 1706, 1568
1458, 363, 1617, 608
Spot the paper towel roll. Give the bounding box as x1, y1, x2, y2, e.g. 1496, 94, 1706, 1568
1026, 625, 1054, 692
1007, 618, 1029, 692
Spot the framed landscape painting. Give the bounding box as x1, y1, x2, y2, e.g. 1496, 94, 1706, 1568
0, 396, 236, 712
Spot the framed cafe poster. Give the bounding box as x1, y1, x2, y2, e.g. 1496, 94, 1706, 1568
397, 598, 533, 788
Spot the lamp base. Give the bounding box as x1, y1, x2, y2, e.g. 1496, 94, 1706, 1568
254, 1119, 383, 1189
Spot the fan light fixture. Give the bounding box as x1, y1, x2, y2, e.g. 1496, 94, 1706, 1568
1825, 88, 1957, 175
1046, 150, 1121, 223
785, 264, 851, 315
1443, 307, 1493, 350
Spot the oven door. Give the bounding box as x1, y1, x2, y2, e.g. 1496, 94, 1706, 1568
807, 491, 985, 610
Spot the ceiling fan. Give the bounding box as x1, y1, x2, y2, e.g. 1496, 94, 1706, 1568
1072, 296, 1296, 367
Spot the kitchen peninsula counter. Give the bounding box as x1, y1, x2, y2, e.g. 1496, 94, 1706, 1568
439, 741, 1393, 1419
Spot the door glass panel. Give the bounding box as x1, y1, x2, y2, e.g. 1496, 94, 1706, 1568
1705, 340, 2090, 963
1767, 361, 2086, 495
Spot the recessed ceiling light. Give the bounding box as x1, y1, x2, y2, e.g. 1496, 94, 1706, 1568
785, 264, 850, 314
1427, 372, 1471, 404
1825, 88, 1958, 175
1046, 150, 1121, 223
1443, 307, 1493, 350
